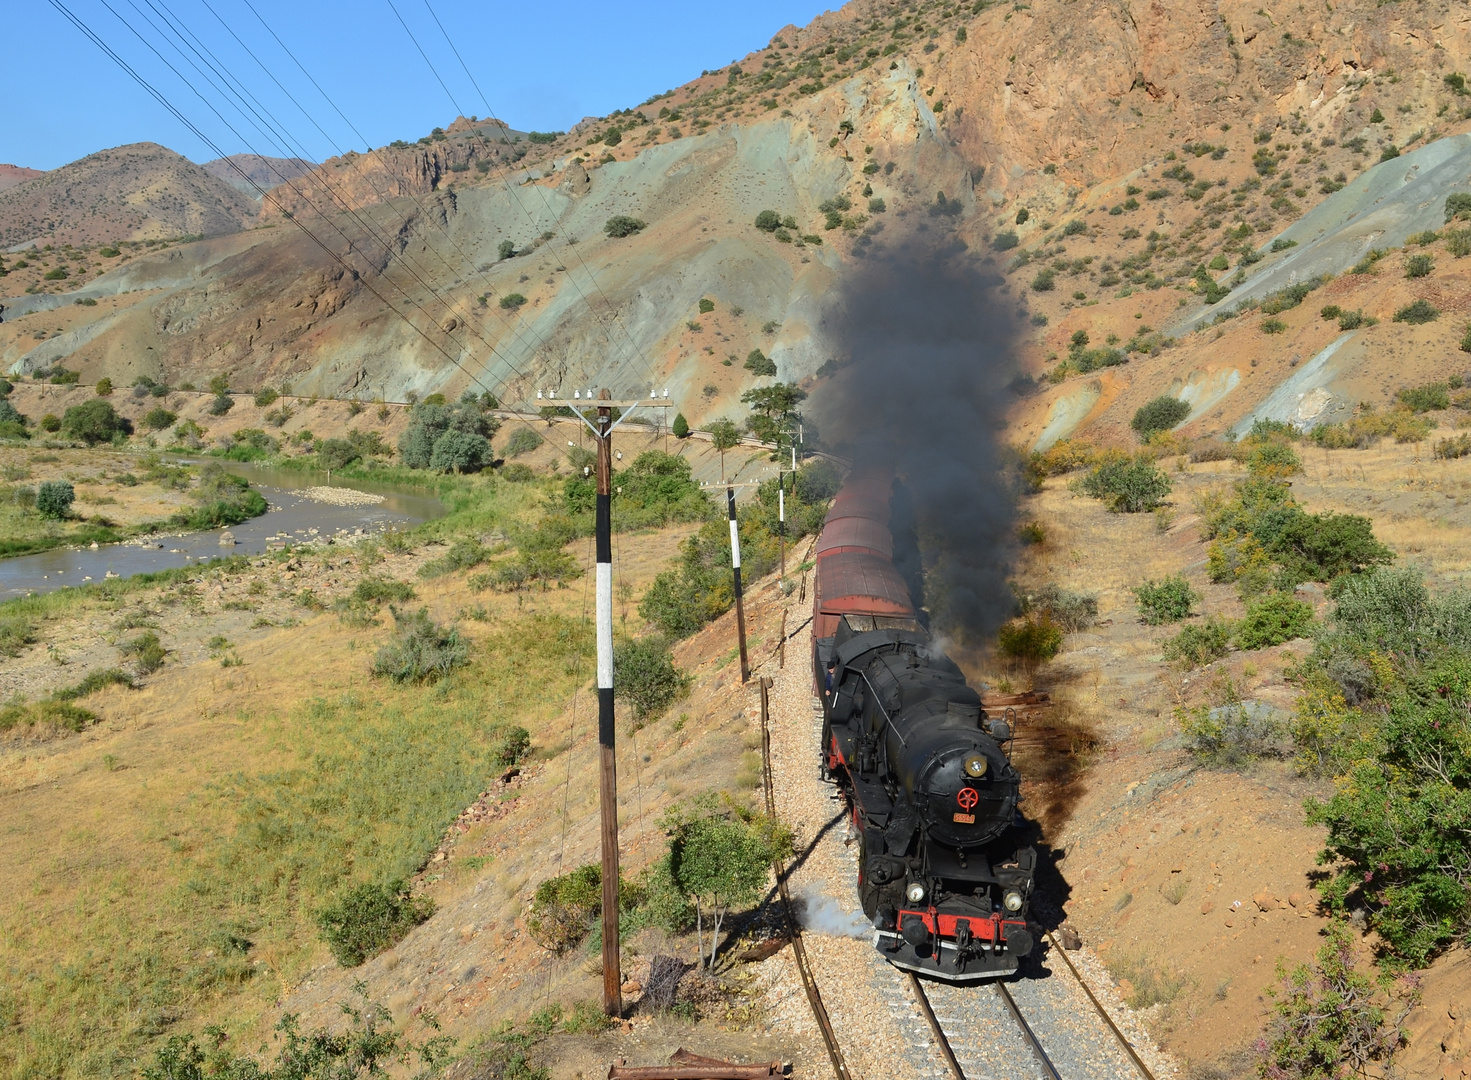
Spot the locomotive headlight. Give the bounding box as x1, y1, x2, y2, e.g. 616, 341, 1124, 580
906, 882, 927, 904
1003, 889, 1025, 913
962, 753, 988, 778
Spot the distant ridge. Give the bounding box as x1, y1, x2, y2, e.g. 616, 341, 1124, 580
201, 153, 314, 196
0, 165, 44, 193
0, 142, 257, 248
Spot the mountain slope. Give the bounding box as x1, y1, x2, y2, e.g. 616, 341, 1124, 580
0, 165, 44, 193
0, 142, 258, 249
201, 153, 314, 196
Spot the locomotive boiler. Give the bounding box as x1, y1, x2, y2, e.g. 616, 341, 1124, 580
812, 471, 1036, 981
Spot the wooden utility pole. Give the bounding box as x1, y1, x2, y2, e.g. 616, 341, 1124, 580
539, 387, 669, 1017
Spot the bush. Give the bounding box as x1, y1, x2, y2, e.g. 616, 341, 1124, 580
992, 230, 1019, 251
94, 377, 112, 396
1016, 583, 1097, 631
1396, 382, 1450, 412
1446, 191, 1471, 223
1131, 396, 1190, 439
997, 617, 1063, 664
1078, 455, 1171, 513
35, 480, 74, 519
504, 426, 543, 457
528, 864, 602, 953
1163, 617, 1233, 667
208, 393, 234, 416
141, 407, 177, 431
1133, 575, 1199, 624
604, 215, 647, 238
499, 292, 527, 310
351, 577, 416, 605
672, 412, 690, 438
1405, 253, 1434, 278
1030, 268, 1055, 292
1307, 654, 1471, 963
1392, 299, 1439, 324
1234, 592, 1314, 649
370, 608, 469, 683
744, 349, 777, 377
399, 401, 499, 469
61, 399, 131, 445
614, 636, 690, 723
754, 210, 781, 232
1435, 433, 1471, 460
429, 429, 491, 473
316, 880, 434, 967
1246, 441, 1302, 478
253, 387, 279, 407
1256, 920, 1412, 1080
120, 631, 166, 674
1179, 701, 1282, 767
1261, 317, 1287, 334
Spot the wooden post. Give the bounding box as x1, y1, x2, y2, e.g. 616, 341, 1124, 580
779, 609, 786, 669
728, 485, 749, 683
595, 389, 622, 1018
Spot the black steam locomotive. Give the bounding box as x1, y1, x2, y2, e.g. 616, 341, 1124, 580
811, 471, 1035, 981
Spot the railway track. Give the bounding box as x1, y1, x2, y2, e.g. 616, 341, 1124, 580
756, 657, 1164, 1080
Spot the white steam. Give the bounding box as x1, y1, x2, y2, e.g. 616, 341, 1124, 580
795, 888, 872, 938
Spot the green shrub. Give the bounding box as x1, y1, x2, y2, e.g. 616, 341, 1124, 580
429, 429, 491, 473
1078, 455, 1171, 513
1163, 617, 1233, 667
504, 426, 544, 457
1031, 268, 1056, 292
1178, 701, 1282, 767
1392, 299, 1439, 324
1308, 654, 1471, 963
1256, 920, 1411, 1080
1234, 593, 1314, 649
1246, 441, 1302, 478
1261, 317, 1287, 334
141, 407, 177, 431
997, 617, 1063, 664
36, 480, 74, 519
992, 230, 1019, 250
1405, 253, 1434, 278
527, 864, 602, 953
604, 215, 647, 238
1435, 433, 1471, 460
207, 393, 234, 416
1319, 304, 1342, 320
744, 349, 777, 377
351, 578, 416, 605
120, 631, 166, 674
614, 636, 690, 723
253, 387, 279, 407
370, 608, 468, 684
61, 399, 130, 445
672, 412, 690, 438
1131, 396, 1191, 439
53, 668, 134, 701
1445, 192, 1471, 223
1133, 575, 1199, 624
0, 699, 97, 734
499, 292, 527, 310
1396, 382, 1450, 412
316, 880, 434, 966
754, 210, 781, 232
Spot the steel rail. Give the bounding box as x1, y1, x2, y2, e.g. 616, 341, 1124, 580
905, 973, 967, 1080
758, 677, 854, 1080
1046, 931, 1158, 1080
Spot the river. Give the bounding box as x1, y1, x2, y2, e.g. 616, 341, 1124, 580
0, 462, 445, 600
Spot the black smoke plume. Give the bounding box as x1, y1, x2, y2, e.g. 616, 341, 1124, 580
814, 244, 1022, 644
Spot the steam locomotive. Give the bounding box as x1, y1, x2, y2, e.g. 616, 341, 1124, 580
811, 471, 1036, 981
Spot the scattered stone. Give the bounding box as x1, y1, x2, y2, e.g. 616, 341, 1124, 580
1200, 900, 1214, 915
1253, 890, 1277, 912
1288, 891, 1303, 908
1056, 925, 1082, 950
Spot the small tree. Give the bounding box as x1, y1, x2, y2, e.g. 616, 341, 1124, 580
743, 349, 777, 377
36, 481, 75, 520
142, 407, 177, 431
1134, 575, 1199, 624
429, 429, 491, 473
754, 210, 781, 232
94, 377, 113, 396
707, 418, 740, 481
742, 382, 807, 456
665, 797, 791, 969
497, 239, 516, 260
1078, 455, 1171, 513
61, 400, 130, 446
614, 636, 690, 723
316, 438, 360, 473
672, 412, 690, 439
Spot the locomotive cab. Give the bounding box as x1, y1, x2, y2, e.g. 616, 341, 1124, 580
820, 618, 1038, 981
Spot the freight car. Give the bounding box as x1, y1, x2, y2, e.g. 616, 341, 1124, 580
812, 472, 1036, 981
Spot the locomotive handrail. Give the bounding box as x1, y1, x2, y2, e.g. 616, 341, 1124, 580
858, 669, 908, 749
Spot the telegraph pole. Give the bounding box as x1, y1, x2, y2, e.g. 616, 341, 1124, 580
539, 386, 669, 1017
727, 485, 750, 683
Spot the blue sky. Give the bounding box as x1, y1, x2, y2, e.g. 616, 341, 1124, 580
9, 0, 835, 170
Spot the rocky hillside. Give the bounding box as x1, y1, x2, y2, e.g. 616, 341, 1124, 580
0, 165, 44, 193
0, 142, 258, 249
201, 153, 314, 196
1, 0, 1469, 440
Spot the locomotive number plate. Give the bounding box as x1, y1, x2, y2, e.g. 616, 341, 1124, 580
952, 812, 975, 824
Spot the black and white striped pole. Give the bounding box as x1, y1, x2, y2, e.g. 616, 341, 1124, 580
539, 386, 670, 1018
727, 484, 750, 683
